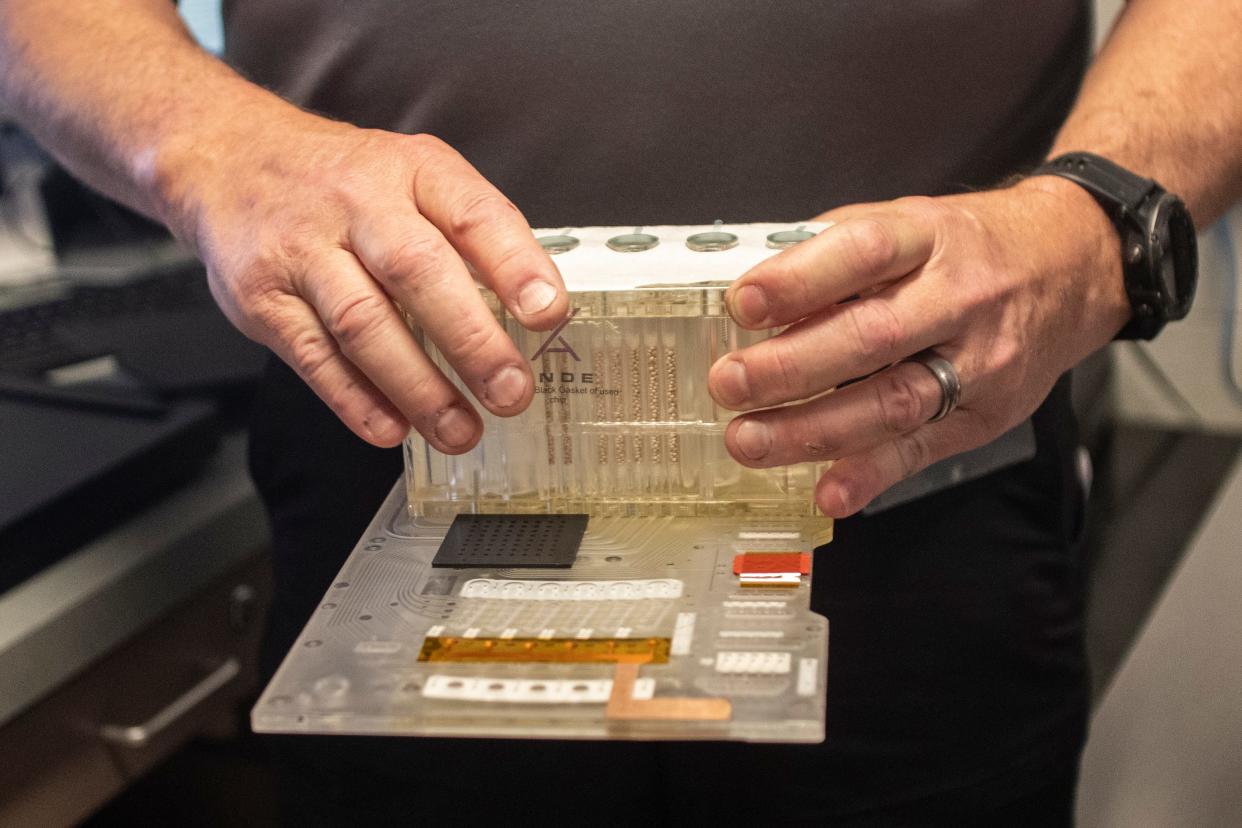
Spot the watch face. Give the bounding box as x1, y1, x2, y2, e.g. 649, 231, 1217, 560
1152, 194, 1197, 319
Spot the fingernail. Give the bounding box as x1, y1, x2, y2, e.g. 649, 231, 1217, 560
734, 418, 772, 460
730, 284, 770, 326
518, 280, 559, 316
435, 405, 476, 448
817, 476, 857, 518
713, 358, 751, 406
365, 410, 408, 444
484, 365, 529, 409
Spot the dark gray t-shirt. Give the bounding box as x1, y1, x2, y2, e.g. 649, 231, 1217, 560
223, 1, 1089, 226
233, 4, 1095, 816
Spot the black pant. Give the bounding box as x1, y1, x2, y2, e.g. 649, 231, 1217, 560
250, 358, 1088, 825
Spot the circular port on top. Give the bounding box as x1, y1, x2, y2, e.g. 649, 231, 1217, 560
766, 229, 817, 249
686, 231, 739, 252
606, 232, 660, 252
690, 229, 735, 253
537, 234, 580, 255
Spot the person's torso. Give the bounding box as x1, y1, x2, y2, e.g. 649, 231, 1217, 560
240, 9, 1094, 809
222, 1, 1090, 225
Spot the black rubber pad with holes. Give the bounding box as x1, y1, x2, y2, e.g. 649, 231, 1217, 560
431, 514, 589, 569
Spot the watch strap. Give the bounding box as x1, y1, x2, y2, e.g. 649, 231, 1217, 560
1034, 153, 1158, 220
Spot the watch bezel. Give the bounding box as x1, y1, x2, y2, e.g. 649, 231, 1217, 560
1147, 192, 1197, 322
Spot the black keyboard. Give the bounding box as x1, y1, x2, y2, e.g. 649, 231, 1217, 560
0, 260, 214, 376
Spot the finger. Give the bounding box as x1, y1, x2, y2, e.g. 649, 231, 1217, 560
295, 247, 483, 453
726, 200, 938, 329
251, 291, 411, 448
408, 135, 568, 330
708, 281, 957, 411
349, 207, 536, 417
813, 410, 984, 518
723, 360, 947, 468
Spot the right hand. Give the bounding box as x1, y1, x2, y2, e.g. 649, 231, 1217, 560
155, 110, 567, 452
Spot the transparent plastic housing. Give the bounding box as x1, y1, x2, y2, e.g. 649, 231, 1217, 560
405, 286, 830, 519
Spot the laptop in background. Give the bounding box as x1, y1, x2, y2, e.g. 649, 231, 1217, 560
0, 255, 267, 593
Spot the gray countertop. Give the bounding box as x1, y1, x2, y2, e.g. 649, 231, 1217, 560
0, 434, 269, 727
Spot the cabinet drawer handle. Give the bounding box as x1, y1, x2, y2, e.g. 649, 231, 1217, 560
99, 657, 240, 748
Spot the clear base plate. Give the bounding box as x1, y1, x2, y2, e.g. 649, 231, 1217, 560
252, 482, 830, 743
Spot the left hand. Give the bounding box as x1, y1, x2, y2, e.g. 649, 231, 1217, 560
709, 177, 1131, 517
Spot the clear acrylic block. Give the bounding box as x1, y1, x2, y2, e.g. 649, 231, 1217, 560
406, 285, 831, 521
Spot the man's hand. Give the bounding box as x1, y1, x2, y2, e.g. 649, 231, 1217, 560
161, 114, 567, 452
709, 179, 1130, 517
1, 1, 565, 453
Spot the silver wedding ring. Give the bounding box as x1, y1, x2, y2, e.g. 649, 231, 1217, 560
907, 350, 961, 423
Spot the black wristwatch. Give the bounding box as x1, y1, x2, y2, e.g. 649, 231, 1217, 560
1032, 152, 1198, 340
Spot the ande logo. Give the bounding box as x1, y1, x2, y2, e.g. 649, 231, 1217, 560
529, 308, 582, 362
529, 308, 600, 387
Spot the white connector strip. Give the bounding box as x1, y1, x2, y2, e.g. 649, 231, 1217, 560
670, 612, 696, 655
738, 572, 802, 588
797, 658, 819, 696
422, 675, 656, 704
715, 651, 792, 675
459, 578, 684, 601
737, 531, 802, 540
